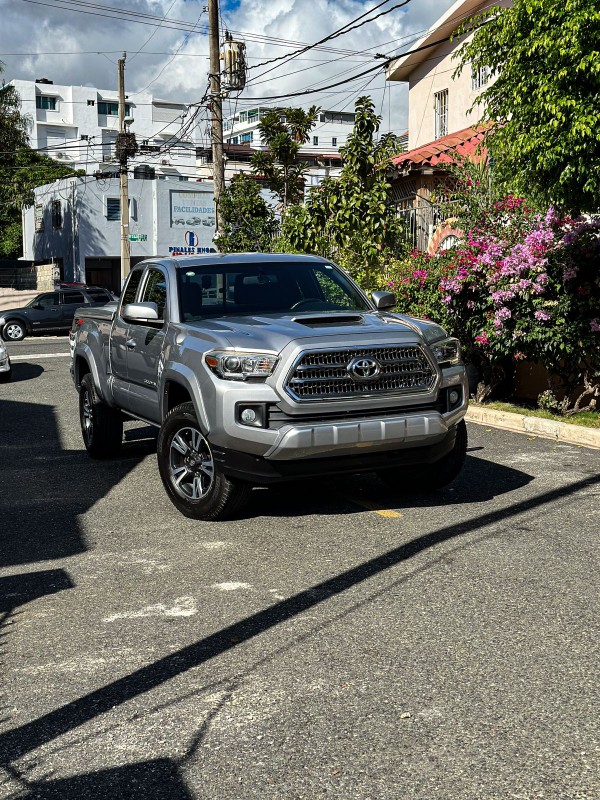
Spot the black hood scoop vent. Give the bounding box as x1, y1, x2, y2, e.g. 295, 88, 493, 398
292, 314, 365, 327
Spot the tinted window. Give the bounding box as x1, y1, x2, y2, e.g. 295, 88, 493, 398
177, 262, 369, 321
122, 269, 144, 306
140, 268, 167, 320
86, 289, 111, 301
62, 291, 87, 305
32, 293, 59, 309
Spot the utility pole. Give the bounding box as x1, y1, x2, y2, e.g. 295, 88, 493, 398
208, 0, 225, 236
118, 53, 130, 284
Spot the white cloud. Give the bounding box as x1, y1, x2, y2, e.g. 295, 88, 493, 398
2, 0, 455, 134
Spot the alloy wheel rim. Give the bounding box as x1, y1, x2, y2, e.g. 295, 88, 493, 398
82, 389, 93, 442
6, 324, 22, 340
168, 426, 214, 501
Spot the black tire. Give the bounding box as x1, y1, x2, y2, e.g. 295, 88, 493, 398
2, 320, 26, 342
157, 402, 251, 520
79, 373, 123, 458
378, 420, 468, 493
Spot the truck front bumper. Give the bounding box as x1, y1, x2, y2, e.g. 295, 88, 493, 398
263, 410, 451, 460
213, 424, 458, 484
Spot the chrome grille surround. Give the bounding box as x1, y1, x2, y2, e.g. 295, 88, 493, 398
284, 344, 437, 401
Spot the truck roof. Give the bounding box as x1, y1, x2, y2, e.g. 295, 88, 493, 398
138, 253, 330, 270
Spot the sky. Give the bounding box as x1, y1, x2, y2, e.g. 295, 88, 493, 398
1, 0, 457, 138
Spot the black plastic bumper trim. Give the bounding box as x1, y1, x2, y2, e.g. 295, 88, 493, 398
212, 427, 457, 485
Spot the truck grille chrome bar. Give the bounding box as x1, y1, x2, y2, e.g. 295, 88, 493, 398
285, 345, 436, 401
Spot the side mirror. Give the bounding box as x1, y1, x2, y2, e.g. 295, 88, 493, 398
122, 301, 161, 325
371, 291, 396, 310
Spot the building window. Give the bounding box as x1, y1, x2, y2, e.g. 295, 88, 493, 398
248, 110, 258, 123
36, 95, 57, 110
106, 197, 120, 221
98, 101, 131, 116
239, 111, 247, 123
232, 136, 239, 145
471, 66, 491, 91
434, 89, 448, 139
332, 137, 337, 147
319, 114, 325, 122
51, 200, 62, 229
313, 136, 319, 146
241, 132, 253, 143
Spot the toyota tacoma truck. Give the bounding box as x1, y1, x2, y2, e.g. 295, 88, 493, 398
71, 254, 468, 520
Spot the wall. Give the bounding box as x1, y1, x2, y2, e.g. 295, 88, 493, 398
404, 0, 510, 150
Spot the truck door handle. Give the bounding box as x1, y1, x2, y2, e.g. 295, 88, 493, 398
126, 339, 136, 349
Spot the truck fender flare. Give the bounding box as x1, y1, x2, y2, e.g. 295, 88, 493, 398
73, 344, 105, 401
160, 363, 210, 434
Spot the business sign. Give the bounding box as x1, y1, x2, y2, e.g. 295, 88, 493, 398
34, 204, 44, 232
169, 190, 216, 254
129, 233, 148, 242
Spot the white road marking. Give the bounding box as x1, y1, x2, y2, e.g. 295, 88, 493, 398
212, 581, 251, 591
11, 352, 70, 361
103, 596, 197, 622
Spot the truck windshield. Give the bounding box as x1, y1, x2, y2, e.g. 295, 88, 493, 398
177, 261, 370, 321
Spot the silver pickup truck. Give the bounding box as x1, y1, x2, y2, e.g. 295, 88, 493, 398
71, 254, 468, 520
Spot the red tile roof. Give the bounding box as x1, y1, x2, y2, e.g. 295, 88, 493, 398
390, 125, 487, 170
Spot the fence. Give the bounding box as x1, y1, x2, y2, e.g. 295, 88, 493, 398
396, 202, 452, 252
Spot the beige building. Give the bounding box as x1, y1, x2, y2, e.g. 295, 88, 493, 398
387, 0, 510, 151
385, 0, 511, 251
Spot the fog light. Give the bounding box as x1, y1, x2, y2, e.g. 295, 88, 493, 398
449, 390, 460, 405
240, 408, 257, 424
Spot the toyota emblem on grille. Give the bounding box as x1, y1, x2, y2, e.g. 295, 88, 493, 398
347, 356, 381, 381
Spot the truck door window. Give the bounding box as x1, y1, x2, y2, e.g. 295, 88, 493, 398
121, 269, 144, 306
141, 268, 167, 320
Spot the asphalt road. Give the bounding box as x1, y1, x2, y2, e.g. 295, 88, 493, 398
0, 336, 599, 799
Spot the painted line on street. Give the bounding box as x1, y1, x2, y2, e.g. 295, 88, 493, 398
349, 498, 403, 518
11, 353, 70, 361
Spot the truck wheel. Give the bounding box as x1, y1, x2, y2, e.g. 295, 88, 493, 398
79, 373, 123, 458
157, 402, 251, 521
378, 420, 468, 493
3, 320, 26, 341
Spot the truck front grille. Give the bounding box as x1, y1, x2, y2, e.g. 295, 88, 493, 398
285, 345, 436, 401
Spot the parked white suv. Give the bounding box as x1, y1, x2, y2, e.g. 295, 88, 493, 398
0, 339, 12, 382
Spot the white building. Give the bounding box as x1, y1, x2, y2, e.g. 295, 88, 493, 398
22, 177, 216, 291
196, 106, 356, 191
11, 78, 200, 181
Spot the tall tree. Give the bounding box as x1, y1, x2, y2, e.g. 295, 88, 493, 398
455, 0, 600, 213
282, 97, 405, 286
0, 64, 77, 258
217, 173, 278, 253
251, 106, 319, 210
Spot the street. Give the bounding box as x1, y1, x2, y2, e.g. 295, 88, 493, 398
0, 336, 599, 799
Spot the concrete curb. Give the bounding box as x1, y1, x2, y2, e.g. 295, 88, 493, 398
465, 405, 600, 450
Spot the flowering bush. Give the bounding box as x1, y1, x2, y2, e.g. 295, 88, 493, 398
439, 198, 600, 410
382, 251, 451, 327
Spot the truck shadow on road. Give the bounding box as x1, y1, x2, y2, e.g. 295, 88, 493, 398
241, 450, 534, 518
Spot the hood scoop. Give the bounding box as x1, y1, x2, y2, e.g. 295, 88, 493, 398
292, 314, 365, 327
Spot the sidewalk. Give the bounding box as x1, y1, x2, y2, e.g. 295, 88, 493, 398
466, 405, 600, 449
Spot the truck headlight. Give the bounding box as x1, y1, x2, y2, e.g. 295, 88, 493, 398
205, 350, 278, 380
431, 337, 461, 366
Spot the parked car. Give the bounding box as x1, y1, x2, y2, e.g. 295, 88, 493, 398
186, 217, 202, 225
71, 254, 468, 521
0, 338, 11, 382
0, 286, 116, 342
